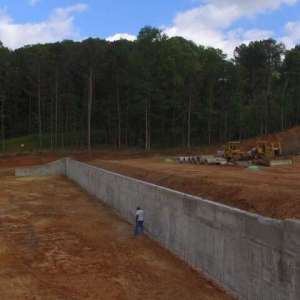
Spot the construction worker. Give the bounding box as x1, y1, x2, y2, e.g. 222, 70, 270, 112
134, 207, 144, 236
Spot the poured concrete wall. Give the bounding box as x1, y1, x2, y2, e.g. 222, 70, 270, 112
15, 159, 67, 177
16, 158, 300, 300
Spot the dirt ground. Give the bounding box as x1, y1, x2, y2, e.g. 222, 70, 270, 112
240, 125, 300, 155
0, 175, 233, 300
90, 156, 300, 220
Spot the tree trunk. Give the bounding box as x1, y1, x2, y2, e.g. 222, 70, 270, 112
145, 98, 151, 151
65, 109, 69, 148
38, 64, 42, 149
28, 96, 32, 135
50, 99, 54, 150
239, 108, 242, 140
61, 104, 64, 149
125, 102, 129, 147
187, 90, 192, 148
281, 78, 289, 131
208, 82, 214, 145
149, 101, 151, 150
1, 96, 5, 152
145, 98, 149, 151
172, 108, 176, 146
224, 111, 228, 142
87, 67, 93, 153
265, 73, 273, 135
116, 75, 121, 149
55, 68, 59, 149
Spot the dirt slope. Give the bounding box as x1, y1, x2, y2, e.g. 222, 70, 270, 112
0, 151, 299, 219
240, 126, 300, 155
90, 157, 300, 220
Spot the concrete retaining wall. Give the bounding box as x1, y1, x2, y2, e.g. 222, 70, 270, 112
15, 159, 67, 177
16, 158, 300, 300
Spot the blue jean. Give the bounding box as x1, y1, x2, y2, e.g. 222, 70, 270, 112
135, 221, 144, 236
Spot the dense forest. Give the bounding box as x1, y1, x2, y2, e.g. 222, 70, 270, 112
0, 26, 300, 151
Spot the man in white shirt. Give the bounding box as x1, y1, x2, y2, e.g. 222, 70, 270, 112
135, 207, 144, 236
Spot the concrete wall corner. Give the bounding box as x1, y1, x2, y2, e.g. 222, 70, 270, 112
15, 158, 67, 177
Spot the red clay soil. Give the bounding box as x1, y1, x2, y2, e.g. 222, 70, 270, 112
0, 150, 155, 169
1, 151, 300, 219
240, 125, 300, 155
0, 153, 62, 169
90, 157, 300, 220
0, 175, 233, 300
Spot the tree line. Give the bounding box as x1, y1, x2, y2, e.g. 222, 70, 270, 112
0, 26, 300, 151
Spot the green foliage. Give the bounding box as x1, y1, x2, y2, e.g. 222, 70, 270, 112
0, 135, 48, 153
0, 29, 299, 153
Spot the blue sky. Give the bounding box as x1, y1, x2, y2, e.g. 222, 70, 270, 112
0, 0, 300, 55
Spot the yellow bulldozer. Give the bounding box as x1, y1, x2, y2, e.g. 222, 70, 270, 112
223, 141, 244, 161
223, 140, 283, 165
255, 140, 282, 160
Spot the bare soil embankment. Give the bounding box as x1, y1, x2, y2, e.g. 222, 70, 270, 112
1, 150, 299, 219
90, 157, 300, 220
240, 126, 300, 155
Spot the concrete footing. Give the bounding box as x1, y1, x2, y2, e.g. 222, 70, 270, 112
15, 158, 300, 300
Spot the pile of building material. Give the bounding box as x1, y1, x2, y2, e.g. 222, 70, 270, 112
269, 159, 293, 167
176, 155, 227, 165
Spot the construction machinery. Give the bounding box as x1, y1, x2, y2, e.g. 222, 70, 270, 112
176, 139, 291, 168
255, 140, 282, 160
253, 140, 283, 166
222, 140, 283, 162
223, 141, 245, 161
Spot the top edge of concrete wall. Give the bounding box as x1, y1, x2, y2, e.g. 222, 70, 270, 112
16, 157, 299, 224
67, 158, 300, 223
15, 158, 67, 177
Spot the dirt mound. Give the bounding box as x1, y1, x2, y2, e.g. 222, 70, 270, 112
0, 153, 62, 168
0, 150, 155, 169
277, 126, 300, 155
90, 158, 300, 220
240, 126, 300, 155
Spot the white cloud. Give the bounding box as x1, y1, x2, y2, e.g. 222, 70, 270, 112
106, 33, 136, 42
280, 21, 300, 48
211, 0, 296, 14
165, 0, 297, 55
29, 0, 41, 6
241, 29, 274, 41
0, 3, 87, 49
